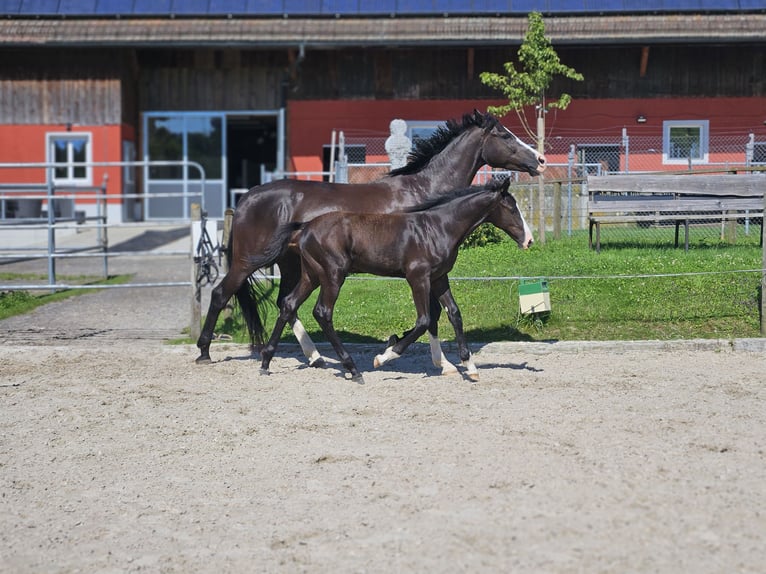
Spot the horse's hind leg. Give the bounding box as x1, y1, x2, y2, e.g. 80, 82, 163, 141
196, 268, 250, 364
290, 317, 324, 368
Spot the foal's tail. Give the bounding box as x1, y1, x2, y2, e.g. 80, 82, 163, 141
232, 222, 303, 349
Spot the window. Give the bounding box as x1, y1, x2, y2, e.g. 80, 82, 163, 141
47, 132, 92, 185
405, 121, 446, 148
663, 120, 709, 165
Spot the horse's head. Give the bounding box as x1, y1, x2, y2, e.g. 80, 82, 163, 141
485, 178, 534, 249
478, 111, 546, 177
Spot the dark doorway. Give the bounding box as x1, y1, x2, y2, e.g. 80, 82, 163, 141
226, 115, 277, 207
578, 144, 620, 175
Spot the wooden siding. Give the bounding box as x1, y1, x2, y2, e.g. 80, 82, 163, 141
0, 49, 127, 124
138, 66, 284, 111
136, 49, 288, 111
0, 42, 761, 125
290, 43, 765, 101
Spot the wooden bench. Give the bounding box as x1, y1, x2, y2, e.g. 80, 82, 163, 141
587, 174, 765, 252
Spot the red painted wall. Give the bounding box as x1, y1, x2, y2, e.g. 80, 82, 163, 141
288, 97, 766, 172
0, 123, 135, 205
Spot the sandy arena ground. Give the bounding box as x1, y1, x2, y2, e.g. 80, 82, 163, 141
1, 230, 765, 572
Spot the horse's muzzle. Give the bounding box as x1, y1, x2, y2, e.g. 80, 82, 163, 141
522, 235, 534, 249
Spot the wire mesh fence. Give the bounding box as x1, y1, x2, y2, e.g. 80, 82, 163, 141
260, 127, 766, 337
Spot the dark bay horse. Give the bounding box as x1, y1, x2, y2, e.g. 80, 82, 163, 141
195, 110, 545, 365
259, 177, 529, 383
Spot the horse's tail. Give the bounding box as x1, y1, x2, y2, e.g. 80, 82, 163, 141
233, 221, 303, 349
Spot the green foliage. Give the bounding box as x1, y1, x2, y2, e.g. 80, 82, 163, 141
0, 290, 36, 319
461, 223, 506, 249
480, 12, 583, 119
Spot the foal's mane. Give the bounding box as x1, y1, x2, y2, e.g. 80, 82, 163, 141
389, 110, 499, 177
405, 177, 508, 213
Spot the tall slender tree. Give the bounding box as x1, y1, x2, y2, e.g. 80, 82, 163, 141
480, 12, 583, 241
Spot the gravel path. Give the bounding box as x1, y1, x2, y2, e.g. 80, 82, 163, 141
1, 227, 765, 573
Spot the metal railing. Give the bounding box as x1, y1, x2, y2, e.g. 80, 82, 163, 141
0, 160, 207, 291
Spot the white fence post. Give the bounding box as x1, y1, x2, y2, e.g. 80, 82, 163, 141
190, 203, 202, 341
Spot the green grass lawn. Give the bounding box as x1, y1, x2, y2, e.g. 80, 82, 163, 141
0, 274, 131, 320
211, 225, 764, 344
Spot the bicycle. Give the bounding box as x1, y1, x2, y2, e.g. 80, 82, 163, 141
194, 210, 222, 287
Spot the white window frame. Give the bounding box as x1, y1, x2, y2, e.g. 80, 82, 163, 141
46, 132, 93, 185
662, 120, 709, 165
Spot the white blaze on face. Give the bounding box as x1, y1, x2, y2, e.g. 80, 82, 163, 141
519, 209, 533, 249
503, 126, 546, 172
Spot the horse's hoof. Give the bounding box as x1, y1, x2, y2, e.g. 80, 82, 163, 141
351, 373, 365, 385
309, 357, 326, 369
260, 368, 271, 376
467, 372, 480, 382
195, 355, 212, 365
436, 362, 460, 376
374, 347, 399, 369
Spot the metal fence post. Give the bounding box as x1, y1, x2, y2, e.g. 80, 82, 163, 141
762, 190, 766, 336
623, 127, 630, 173
567, 144, 575, 236
46, 170, 56, 290
99, 174, 109, 278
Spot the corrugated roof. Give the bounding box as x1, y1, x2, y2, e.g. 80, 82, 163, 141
0, 14, 763, 47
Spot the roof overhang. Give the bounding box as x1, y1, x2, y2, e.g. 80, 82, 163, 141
0, 14, 764, 48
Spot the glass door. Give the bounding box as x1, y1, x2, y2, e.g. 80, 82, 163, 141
143, 113, 225, 219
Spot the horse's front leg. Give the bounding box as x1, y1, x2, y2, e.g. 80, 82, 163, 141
261, 276, 317, 374
433, 276, 478, 382
312, 279, 364, 384
424, 289, 459, 376
386, 291, 458, 376
278, 255, 325, 368
374, 275, 431, 369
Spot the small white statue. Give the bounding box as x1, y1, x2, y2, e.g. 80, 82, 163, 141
385, 118, 412, 170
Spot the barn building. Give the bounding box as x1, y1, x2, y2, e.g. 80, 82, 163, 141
0, 1, 764, 222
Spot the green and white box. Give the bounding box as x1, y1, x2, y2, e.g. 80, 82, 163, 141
518, 279, 551, 315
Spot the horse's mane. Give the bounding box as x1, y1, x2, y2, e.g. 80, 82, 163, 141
405, 177, 509, 213
389, 110, 499, 177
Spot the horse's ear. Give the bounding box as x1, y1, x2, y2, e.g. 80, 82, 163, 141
473, 108, 484, 122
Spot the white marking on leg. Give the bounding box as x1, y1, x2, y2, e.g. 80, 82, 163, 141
373, 346, 401, 369
429, 333, 458, 375
292, 318, 323, 366
462, 353, 479, 382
